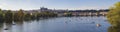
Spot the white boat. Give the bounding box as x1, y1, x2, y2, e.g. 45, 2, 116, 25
96, 24, 101, 27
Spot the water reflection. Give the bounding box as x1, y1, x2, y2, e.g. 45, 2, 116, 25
108, 20, 120, 32
0, 16, 111, 32
13, 20, 23, 32
108, 26, 120, 32
3, 21, 12, 32
0, 22, 3, 32
0, 20, 24, 32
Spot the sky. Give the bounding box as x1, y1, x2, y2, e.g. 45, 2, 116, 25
0, 0, 119, 10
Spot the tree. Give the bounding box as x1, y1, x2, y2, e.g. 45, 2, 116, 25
4, 10, 13, 22
64, 12, 72, 17
0, 9, 2, 17
14, 9, 24, 21
24, 13, 32, 20
0, 9, 4, 21
107, 2, 120, 26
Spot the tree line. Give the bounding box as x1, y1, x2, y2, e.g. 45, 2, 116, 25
0, 9, 57, 22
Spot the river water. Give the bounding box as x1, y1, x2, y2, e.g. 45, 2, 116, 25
0, 16, 111, 32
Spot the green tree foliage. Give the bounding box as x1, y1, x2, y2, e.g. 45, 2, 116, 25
0, 9, 2, 14
64, 12, 72, 16
14, 9, 25, 21
4, 10, 13, 21
107, 2, 120, 26
0, 9, 58, 21
0, 9, 4, 21
37, 11, 57, 17
24, 13, 32, 20
0, 9, 2, 18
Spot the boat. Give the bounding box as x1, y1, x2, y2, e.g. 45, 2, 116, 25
96, 24, 101, 27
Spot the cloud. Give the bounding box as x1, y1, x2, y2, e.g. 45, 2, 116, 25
78, 6, 108, 10
0, 0, 117, 10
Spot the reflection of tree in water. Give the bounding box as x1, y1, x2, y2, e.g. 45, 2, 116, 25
0, 17, 55, 32
14, 20, 24, 32
15, 20, 23, 25
108, 26, 120, 32
3, 21, 12, 32
2, 20, 24, 32
108, 20, 120, 32
0, 22, 4, 32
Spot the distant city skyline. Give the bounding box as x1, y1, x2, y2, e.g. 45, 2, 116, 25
0, 0, 119, 10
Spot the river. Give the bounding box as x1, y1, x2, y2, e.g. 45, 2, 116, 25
0, 16, 111, 32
